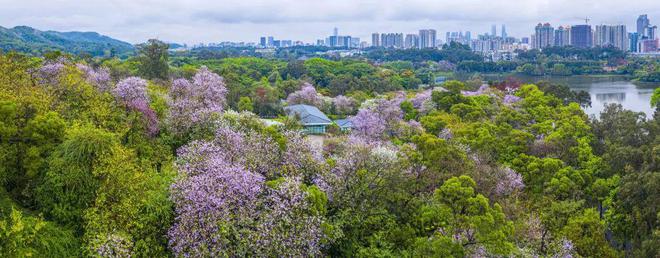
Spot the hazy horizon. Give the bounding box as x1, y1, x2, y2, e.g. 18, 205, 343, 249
1, 0, 658, 45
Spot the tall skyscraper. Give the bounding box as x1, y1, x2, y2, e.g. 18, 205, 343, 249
333, 27, 338, 37
380, 33, 404, 48
260, 37, 267, 47
419, 29, 437, 48
595, 25, 628, 50
501, 24, 507, 38
648, 25, 657, 39
570, 25, 593, 48
637, 15, 650, 36
491, 24, 497, 37
328, 36, 338, 47
629, 32, 639, 52
533, 23, 554, 49
554, 26, 570, 47
267, 36, 275, 47
372, 33, 381, 47
466, 31, 472, 42
405, 34, 420, 49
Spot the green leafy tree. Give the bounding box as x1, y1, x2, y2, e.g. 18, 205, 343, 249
412, 176, 515, 256
238, 96, 254, 112
136, 39, 169, 80
561, 209, 618, 257
36, 125, 117, 231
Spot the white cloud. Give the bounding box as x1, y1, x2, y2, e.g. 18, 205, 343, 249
0, 0, 657, 44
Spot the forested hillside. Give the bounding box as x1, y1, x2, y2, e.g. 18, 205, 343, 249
0, 26, 134, 57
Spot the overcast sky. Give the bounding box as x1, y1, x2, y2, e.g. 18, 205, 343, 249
0, 0, 658, 45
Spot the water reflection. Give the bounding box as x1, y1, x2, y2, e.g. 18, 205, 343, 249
595, 93, 625, 102
478, 75, 659, 117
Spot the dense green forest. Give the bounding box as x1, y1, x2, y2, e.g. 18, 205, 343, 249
0, 39, 659, 257
0, 26, 134, 57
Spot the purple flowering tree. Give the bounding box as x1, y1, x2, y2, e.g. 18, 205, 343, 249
503, 94, 522, 105
36, 59, 67, 85
286, 83, 322, 107
410, 89, 436, 114
253, 177, 324, 256
168, 117, 327, 257
461, 84, 490, 96
169, 141, 265, 256
332, 95, 355, 115
114, 77, 159, 135
494, 167, 525, 196
351, 108, 387, 141
349, 97, 404, 141
168, 66, 227, 135
76, 63, 111, 92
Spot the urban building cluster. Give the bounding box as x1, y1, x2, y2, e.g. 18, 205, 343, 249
259, 36, 305, 48
253, 14, 658, 58
370, 29, 438, 49
531, 15, 658, 53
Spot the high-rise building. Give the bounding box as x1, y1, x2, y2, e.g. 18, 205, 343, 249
648, 25, 657, 40
328, 36, 338, 47
533, 23, 554, 49
260, 37, 267, 47
629, 32, 639, 52
419, 29, 437, 48
595, 25, 628, 50
405, 34, 420, 49
501, 24, 507, 38
350, 37, 360, 48
637, 15, 650, 36
380, 33, 404, 48
267, 36, 275, 47
491, 24, 497, 37
521, 37, 530, 44
316, 39, 325, 46
554, 26, 570, 47
570, 25, 593, 48
372, 33, 381, 47
333, 27, 338, 37
466, 31, 472, 42
337, 36, 351, 47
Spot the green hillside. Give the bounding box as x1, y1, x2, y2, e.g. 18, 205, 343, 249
0, 25, 134, 56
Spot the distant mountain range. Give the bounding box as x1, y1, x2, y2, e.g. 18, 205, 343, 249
0, 26, 135, 57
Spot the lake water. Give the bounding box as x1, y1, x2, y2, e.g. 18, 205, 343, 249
481, 75, 659, 118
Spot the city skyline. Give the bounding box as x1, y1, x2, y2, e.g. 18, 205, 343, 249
0, 0, 659, 45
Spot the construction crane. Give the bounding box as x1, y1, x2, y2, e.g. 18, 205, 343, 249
573, 17, 591, 25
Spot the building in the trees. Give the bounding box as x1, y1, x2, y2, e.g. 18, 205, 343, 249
284, 104, 333, 134
334, 118, 354, 132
